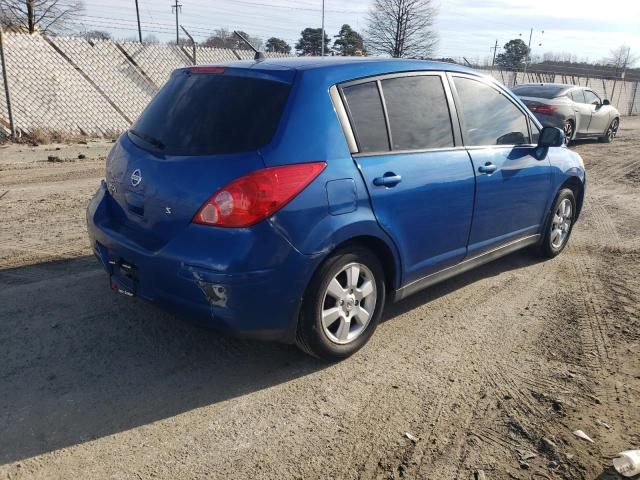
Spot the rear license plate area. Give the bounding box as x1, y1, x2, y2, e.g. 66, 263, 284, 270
109, 258, 138, 297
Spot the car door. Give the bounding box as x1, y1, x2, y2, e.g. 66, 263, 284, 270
340, 73, 475, 285
584, 89, 610, 134
570, 89, 591, 135
449, 74, 553, 257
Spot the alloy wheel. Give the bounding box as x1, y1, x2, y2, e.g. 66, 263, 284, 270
321, 262, 377, 345
563, 121, 573, 145
607, 118, 619, 141
550, 198, 573, 249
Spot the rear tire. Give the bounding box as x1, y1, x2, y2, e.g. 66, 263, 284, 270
535, 188, 576, 258
296, 246, 386, 361
563, 120, 574, 145
598, 117, 619, 143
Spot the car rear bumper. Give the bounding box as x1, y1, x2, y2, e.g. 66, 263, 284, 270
86, 182, 320, 343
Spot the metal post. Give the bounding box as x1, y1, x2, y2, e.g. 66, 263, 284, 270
629, 81, 638, 116
491, 39, 498, 69
320, 0, 325, 56
0, 28, 16, 139
181, 25, 196, 64
135, 0, 142, 43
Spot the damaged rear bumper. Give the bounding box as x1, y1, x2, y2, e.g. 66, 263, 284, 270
86, 183, 319, 343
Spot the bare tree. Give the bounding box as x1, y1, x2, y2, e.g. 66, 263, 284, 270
366, 0, 437, 58
605, 45, 638, 71
80, 30, 111, 41
0, 0, 83, 34
203, 28, 262, 51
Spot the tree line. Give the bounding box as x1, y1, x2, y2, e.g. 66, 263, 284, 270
1, 0, 440, 58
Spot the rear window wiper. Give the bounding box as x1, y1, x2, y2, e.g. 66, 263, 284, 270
129, 129, 166, 150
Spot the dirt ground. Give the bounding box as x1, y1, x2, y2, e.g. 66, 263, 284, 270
0, 119, 638, 480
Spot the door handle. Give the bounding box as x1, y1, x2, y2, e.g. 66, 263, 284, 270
478, 162, 497, 174
373, 172, 402, 187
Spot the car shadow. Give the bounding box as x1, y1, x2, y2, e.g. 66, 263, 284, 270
384, 248, 545, 322
594, 468, 624, 479
0, 256, 321, 464
570, 138, 601, 147
0, 249, 543, 464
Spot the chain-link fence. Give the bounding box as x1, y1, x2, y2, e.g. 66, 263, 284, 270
0, 32, 638, 137
0, 33, 289, 137
487, 69, 640, 116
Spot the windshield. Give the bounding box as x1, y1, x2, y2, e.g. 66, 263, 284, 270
130, 71, 290, 156
512, 85, 568, 99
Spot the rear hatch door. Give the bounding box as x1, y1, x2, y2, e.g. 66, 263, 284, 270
104, 65, 294, 250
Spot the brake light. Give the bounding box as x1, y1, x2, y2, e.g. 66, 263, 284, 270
190, 66, 225, 74
193, 162, 326, 227
529, 104, 558, 115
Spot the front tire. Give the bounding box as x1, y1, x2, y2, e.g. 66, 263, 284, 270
536, 188, 576, 258
296, 246, 386, 361
598, 117, 619, 143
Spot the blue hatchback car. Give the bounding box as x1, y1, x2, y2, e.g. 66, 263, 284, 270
87, 57, 585, 360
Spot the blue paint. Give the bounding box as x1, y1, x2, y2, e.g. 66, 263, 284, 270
326, 178, 357, 215
87, 58, 585, 343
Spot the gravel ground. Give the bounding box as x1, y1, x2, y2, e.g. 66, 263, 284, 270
0, 120, 639, 480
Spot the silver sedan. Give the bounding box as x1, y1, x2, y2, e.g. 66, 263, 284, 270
512, 83, 620, 145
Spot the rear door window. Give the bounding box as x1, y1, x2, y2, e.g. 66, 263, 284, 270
342, 82, 389, 153
381, 75, 454, 150
584, 90, 600, 105
453, 77, 530, 146
571, 89, 586, 103
130, 71, 290, 156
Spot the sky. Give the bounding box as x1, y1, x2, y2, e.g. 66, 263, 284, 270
69, 0, 640, 64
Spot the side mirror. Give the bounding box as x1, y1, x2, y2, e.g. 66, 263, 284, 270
603, 99, 610, 105
538, 126, 564, 147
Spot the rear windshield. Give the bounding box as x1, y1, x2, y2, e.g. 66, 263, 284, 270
511, 85, 568, 99
130, 71, 290, 156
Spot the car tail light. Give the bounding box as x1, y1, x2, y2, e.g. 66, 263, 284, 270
189, 66, 225, 74
193, 162, 326, 228
529, 104, 558, 115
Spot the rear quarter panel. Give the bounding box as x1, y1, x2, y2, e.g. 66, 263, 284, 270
260, 68, 404, 289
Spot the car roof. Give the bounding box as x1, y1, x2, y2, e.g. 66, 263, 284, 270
513, 83, 577, 89
217, 56, 479, 76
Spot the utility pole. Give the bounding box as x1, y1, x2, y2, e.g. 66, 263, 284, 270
521, 28, 544, 75
490, 39, 499, 69
523, 27, 533, 75
171, 0, 182, 45
134, 0, 142, 43
320, 0, 325, 56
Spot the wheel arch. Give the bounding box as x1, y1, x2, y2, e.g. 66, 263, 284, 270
560, 175, 585, 219
328, 235, 401, 293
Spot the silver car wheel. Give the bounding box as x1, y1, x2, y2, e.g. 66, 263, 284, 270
550, 198, 573, 249
607, 118, 619, 141
563, 121, 573, 145
321, 262, 377, 345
